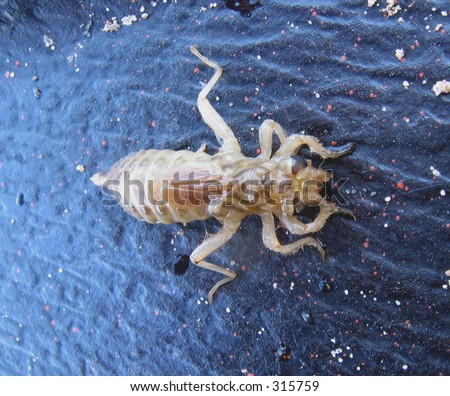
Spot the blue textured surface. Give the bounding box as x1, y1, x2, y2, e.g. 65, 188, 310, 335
0, 0, 449, 375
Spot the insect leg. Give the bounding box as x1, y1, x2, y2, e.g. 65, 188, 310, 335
258, 119, 287, 158
260, 213, 325, 260
190, 219, 241, 303
274, 134, 355, 159
280, 203, 355, 235
190, 46, 241, 153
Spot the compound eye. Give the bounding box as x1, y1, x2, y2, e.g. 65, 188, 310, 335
291, 155, 307, 174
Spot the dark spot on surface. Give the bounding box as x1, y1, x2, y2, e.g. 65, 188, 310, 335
297, 205, 320, 223
16, 192, 24, 206
225, 0, 262, 17
274, 342, 291, 361
318, 279, 332, 292
174, 254, 190, 275
291, 155, 308, 174
301, 311, 315, 325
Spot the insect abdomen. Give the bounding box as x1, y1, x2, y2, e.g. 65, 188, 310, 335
91, 149, 213, 225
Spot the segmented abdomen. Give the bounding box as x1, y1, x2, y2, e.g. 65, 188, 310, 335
91, 149, 214, 224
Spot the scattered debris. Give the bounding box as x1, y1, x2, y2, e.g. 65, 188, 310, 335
142, 13, 149, 20
402, 80, 410, 89
395, 48, 405, 61
76, 164, 85, 173
32, 75, 39, 81
368, 0, 378, 6
33, 88, 41, 99
83, 20, 93, 38
331, 347, 343, 358
432, 80, 450, 96
381, 0, 401, 18
121, 15, 137, 26
445, 269, 450, 277
43, 34, 55, 49
430, 166, 441, 177
435, 23, 443, 32
102, 18, 120, 32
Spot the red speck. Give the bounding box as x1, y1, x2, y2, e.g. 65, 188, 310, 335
154, 310, 160, 316
341, 55, 347, 61
348, 90, 354, 95
101, 140, 108, 146
312, 11, 318, 17
404, 186, 410, 192
400, 57, 406, 63
51, 320, 56, 326
395, 215, 400, 221
244, 96, 250, 103
331, 141, 337, 146
363, 241, 369, 249
373, 271, 378, 276
194, 67, 200, 74
15, 60, 20, 67
241, 265, 247, 271
280, 30, 285, 35
44, 306, 50, 312
327, 104, 333, 112
418, 72, 425, 78
72, 327, 79, 333
396, 181, 404, 190
151, 121, 157, 127
354, 319, 360, 325
410, 45, 416, 51
357, 37, 362, 42
369, 93, 377, 99
256, 148, 261, 155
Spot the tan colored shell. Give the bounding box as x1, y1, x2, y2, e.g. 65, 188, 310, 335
92, 47, 355, 303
